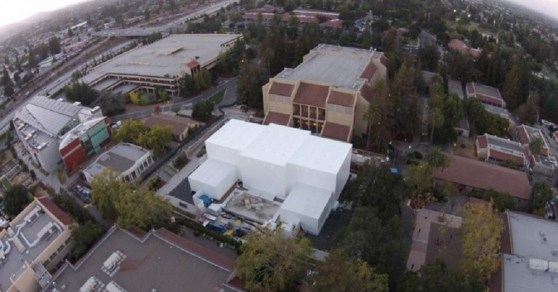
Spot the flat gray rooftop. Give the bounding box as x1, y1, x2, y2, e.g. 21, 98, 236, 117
473, 82, 502, 98
508, 211, 558, 260
15, 95, 82, 137
503, 253, 558, 292
483, 103, 511, 119
82, 34, 241, 83
85, 143, 149, 176
276, 44, 379, 89
0, 203, 63, 289
51, 228, 235, 292
486, 134, 524, 153
448, 79, 464, 99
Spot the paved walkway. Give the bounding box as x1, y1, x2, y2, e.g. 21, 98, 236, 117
406, 208, 462, 272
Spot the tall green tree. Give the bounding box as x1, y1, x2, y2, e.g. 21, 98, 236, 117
419, 45, 440, 71
113, 119, 147, 144
399, 260, 481, 292
425, 147, 449, 169
529, 137, 544, 155
3, 185, 31, 218
460, 202, 502, 283
428, 108, 445, 143
115, 186, 172, 231
335, 207, 408, 287
91, 169, 172, 231
48, 37, 61, 55
91, 169, 129, 220
502, 57, 530, 110
346, 164, 408, 221
137, 125, 172, 156
308, 249, 388, 292
407, 162, 435, 208
64, 82, 98, 105
390, 58, 421, 138
531, 181, 553, 215
237, 229, 312, 292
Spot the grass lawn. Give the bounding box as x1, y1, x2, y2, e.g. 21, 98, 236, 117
207, 89, 225, 105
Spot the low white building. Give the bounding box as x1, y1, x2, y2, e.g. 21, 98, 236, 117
83, 143, 153, 183
188, 119, 352, 235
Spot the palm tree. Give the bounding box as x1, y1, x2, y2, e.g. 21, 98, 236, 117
428, 107, 444, 143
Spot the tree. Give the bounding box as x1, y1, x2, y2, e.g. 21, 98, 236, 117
237, 54, 267, 109
3, 185, 31, 218
363, 80, 393, 151
531, 181, 553, 215
237, 229, 312, 291
1, 66, 11, 86
460, 202, 502, 283
91, 169, 172, 231
64, 82, 98, 105
115, 186, 173, 232
502, 57, 529, 110
178, 73, 196, 97
425, 147, 449, 169
113, 119, 147, 144
308, 249, 388, 292
48, 37, 61, 55
529, 137, 544, 155
399, 260, 481, 292
91, 169, 129, 220
70, 221, 104, 261
346, 164, 407, 221
137, 125, 172, 156
428, 108, 445, 142
4, 84, 14, 97
407, 162, 435, 208
193, 69, 212, 92
335, 207, 408, 287
192, 100, 214, 121
67, 27, 74, 37
419, 45, 440, 71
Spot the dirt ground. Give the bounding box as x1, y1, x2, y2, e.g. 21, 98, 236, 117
451, 137, 476, 158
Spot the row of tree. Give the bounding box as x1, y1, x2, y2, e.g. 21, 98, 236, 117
113, 119, 172, 156
90, 169, 173, 232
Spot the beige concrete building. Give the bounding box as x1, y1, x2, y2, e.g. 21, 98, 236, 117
262, 44, 387, 142
82, 34, 242, 96
0, 197, 73, 292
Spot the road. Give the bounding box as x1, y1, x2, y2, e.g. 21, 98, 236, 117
111, 78, 237, 122
95, 0, 240, 37
0, 38, 132, 133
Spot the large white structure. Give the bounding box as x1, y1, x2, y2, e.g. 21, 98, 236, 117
188, 119, 352, 235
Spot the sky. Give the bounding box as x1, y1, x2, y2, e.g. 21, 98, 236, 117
0, 0, 87, 28
503, 0, 558, 20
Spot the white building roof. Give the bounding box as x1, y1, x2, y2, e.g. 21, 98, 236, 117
205, 119, 266, 152
82, 34, 241, 83
187, 159, 236, 200
503, 211, 558, 292
14, 96, 82, 137
240, 124, 310, 166
276, 44, 383, 90
508, 211, 558, 260
281, 184, 332, 220
289, 135, 352, 174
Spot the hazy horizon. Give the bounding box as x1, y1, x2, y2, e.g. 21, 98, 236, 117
502, 0, 558, 20
0, 0, 88, 29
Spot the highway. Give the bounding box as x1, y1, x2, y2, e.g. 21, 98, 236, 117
95, 0, 240, 37
0, 0, 239, 133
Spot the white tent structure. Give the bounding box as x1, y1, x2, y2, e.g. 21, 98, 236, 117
188, 119, 352, 235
